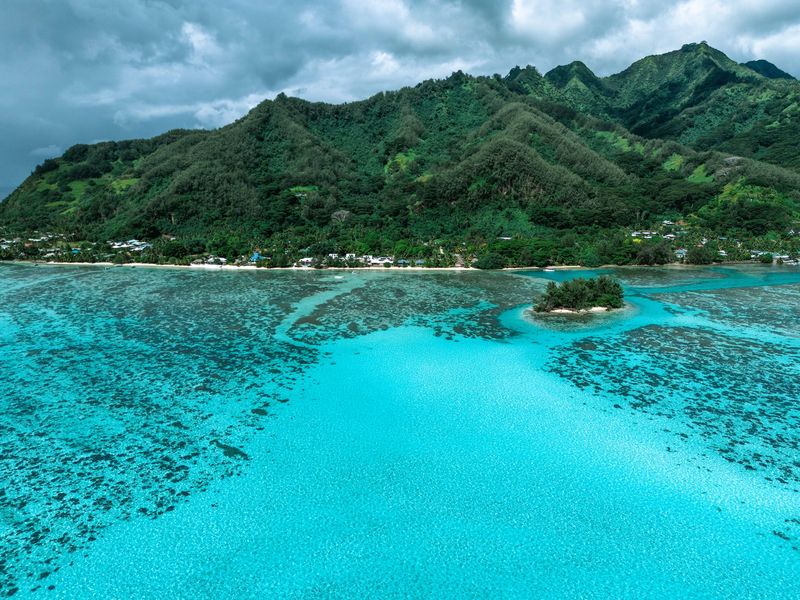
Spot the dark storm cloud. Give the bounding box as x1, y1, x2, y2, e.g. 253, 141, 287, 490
1, 0, 799, 188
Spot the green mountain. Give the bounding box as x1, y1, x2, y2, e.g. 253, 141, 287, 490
2, 43, 799, 266
742, 60, 796, 80
544, 42, 800, 171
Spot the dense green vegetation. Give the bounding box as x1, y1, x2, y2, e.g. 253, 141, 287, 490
534, 275, 625, 312
2, 43, 800, 268
543, 42, 800, 171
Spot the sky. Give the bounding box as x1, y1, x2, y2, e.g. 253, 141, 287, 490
2, 0, 799, 191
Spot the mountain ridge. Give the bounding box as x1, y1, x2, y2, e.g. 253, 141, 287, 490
2, 43, 799, 267
542, 43, 800, 170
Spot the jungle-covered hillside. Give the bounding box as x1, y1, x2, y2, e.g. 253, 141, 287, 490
2, 42, 799, 266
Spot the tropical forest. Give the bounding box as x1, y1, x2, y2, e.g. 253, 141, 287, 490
2, 42, 799, 268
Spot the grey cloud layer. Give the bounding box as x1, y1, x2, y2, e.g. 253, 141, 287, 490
1, 0, 799, 188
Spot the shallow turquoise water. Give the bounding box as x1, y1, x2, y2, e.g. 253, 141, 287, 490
1, 263, 799, 598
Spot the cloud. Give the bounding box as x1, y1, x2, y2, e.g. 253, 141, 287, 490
510, 0, 589, 44
0, 0, 798, 187
30, 145, 63, 158
112, 93, 268, 129
579, 0, 800, 73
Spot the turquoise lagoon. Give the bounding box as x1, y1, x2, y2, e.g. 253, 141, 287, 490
0, 263, 799, 598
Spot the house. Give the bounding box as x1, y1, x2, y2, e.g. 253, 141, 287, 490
298, 257, 314, 267
249, 252, 263, 263
674, 248, 688, 259
396, 259, 410, 266
414, 259, 426, 266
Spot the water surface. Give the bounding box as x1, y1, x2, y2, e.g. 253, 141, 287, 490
1, 263, 798, 598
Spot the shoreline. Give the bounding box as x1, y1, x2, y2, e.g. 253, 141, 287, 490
543, 306, 619, 315
5, 260, 603, 272
3, 259, 764, 273
9, 261, 475, 272
524, 302, 635, 322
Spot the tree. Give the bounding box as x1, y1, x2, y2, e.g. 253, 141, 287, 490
686, 245, 715, 265
636, 241, 672, 265
534, 275, 624, 312
474, 252, 506, 269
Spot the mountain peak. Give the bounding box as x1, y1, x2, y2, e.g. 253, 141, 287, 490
681, 41, 710, 52
544, 61, 601, 88
551, 60, 594, 75
506, 65, 541, 80
742, 59, 795, 80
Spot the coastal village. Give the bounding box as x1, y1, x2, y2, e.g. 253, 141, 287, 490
2, 222, 799, 268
